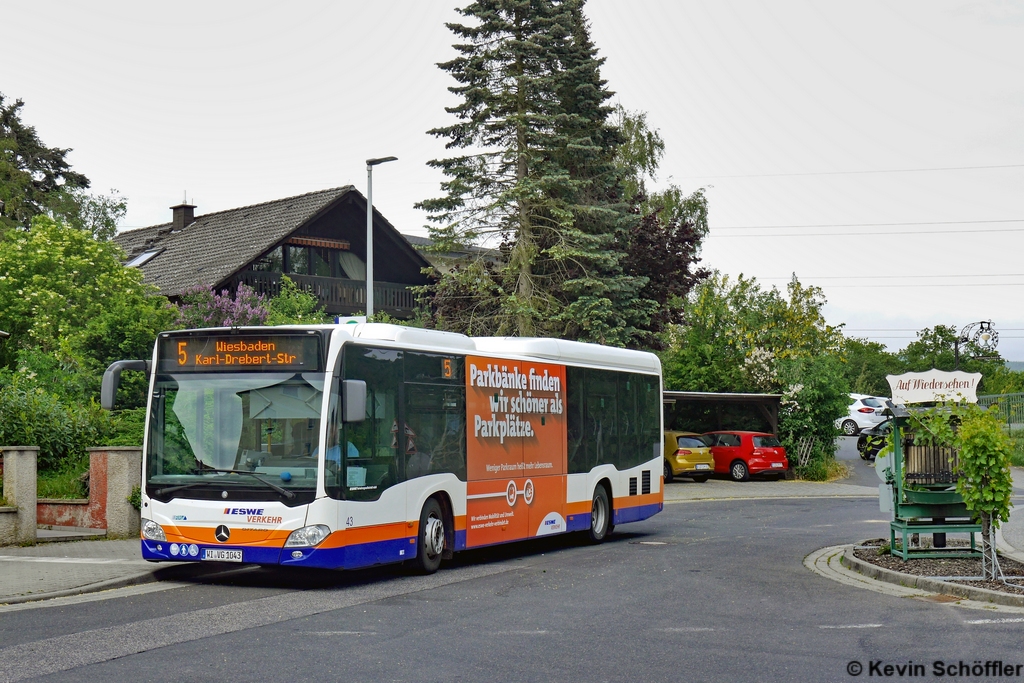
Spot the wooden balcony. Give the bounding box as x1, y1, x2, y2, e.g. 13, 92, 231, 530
236, 271, 418, 319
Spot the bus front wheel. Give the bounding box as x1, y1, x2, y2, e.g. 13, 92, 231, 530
588, 486, 611, 544
416, 498, 445, 574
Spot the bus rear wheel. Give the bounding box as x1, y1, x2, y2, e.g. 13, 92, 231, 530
588, 486, 611, 543
416, 498, 445, 574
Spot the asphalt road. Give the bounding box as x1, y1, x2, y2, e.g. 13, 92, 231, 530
3, 484, 1023, 683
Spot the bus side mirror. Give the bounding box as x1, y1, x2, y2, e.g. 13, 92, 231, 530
101, 360, 151, 411
342, 379, 367, 423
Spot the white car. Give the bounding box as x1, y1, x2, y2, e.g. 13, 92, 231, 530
835, 394, 887, 436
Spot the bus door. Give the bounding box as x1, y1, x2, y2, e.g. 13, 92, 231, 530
338, 346, 405, 563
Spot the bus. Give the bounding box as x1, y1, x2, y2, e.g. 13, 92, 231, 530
103, 323, 663, 573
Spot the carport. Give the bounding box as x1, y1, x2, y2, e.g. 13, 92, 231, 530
663, 391, 782, 435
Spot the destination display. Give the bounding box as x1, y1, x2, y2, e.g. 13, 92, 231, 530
158, 334, 322, 373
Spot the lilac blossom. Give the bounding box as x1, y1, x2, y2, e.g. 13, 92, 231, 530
174, 283, 269, 329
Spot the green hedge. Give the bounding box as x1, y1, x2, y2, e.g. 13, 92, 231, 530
0, 379, 144, 473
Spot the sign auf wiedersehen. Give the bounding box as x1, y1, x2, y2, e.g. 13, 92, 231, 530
886, 369, 982, 405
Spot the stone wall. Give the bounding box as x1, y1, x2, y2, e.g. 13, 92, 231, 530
1, 446, 141, 545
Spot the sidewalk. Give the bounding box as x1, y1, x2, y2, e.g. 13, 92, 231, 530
663, 477, 879, 503
0, 539, 179, 605
4, 468, 1024, 606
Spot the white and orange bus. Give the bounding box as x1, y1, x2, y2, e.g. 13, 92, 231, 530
104, 323, 663, 573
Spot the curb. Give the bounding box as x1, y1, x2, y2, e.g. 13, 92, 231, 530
840, 546, 1024, 608
0, 568, 163, 606
0, 562, 228, 607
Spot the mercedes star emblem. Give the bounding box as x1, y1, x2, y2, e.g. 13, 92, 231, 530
215, 525, 231, 543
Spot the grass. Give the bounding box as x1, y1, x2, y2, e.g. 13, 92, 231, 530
0, 465, 89, 502
796, 456, 850, 482
36, 461, 89, 499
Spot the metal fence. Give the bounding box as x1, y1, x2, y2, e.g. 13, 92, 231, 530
978, 392, 1024, 435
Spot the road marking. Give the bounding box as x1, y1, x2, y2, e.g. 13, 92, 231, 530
965, 617, 1024, 624
659, 627, 715, 632
303, 631, 376, 635
638, 541, 667, 545
819, 624, 883, 629
492, 630, 550, 635
0, 560, 523, 683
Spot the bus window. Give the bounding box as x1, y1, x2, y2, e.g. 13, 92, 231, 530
585, 369, 618, 468
404, 382, 466, 480
342, 346, 403, 501
617, 374, 639, 469
566, 367, 586, 474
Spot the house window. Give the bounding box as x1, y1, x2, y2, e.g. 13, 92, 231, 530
335, 251, 366, 280
311, 248, 332, 277
251, 247, 282, 272
126, 249, 162, 268
286, 245, 309, 275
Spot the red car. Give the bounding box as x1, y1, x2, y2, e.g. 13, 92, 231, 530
703, 431, 789, 481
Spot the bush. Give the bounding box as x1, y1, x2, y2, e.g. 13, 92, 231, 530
796, 455, 848, 482
776, 354, 850, 474
0, 376, 104, 471
104, 407, 146, 447
1009, 434, 1024, 468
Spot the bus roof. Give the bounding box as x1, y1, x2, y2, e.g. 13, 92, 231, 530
343, 324, 660, 374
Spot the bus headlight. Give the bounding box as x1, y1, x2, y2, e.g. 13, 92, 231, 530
142, 519, 166, 541
285, 524, 331, 548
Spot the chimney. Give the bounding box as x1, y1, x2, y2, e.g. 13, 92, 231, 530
170, 202, 196, 232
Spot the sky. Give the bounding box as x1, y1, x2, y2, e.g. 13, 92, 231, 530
5, 1, 1024, 358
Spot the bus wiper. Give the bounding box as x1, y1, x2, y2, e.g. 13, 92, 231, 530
154, 482, 206, 496
189, 465, 296, 499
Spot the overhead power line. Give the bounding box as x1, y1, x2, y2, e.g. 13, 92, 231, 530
758, 273, 1024, 281
712, 226, 1024, 238
716, 219, 1024, 229
682, 163, 1024, 179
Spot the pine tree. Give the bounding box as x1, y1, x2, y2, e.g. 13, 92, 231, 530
419, 0, 645, 344
0, 93, 90, 233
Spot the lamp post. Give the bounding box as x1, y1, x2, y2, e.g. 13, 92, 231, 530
954, 320, 998, 370
365, 156, 398, 318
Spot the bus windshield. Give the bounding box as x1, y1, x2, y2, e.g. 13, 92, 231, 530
146, 372, 324, 505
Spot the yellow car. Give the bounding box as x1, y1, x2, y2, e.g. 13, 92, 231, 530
663, 431, 715, 483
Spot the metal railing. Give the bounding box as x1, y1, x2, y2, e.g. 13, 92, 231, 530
979, 392, 1024, 435
237, 271, 417, 315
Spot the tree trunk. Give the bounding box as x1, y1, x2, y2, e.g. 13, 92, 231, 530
512, 9, 534, 337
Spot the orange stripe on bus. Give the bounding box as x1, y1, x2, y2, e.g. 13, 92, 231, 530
163, 526, 291, 547
614, 492, 663, 509
319, 521, 415, 549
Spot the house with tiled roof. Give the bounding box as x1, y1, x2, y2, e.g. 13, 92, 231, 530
113, 187, 430, 319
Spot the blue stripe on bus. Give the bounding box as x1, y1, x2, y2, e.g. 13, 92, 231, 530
566, 513, 590, 533
282, 537, 416, 569
141, 540, 282, 564
613, 502, 663, 525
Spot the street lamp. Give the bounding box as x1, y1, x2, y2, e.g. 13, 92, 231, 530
365, 156, 398, 318
954, 320, 998, 370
